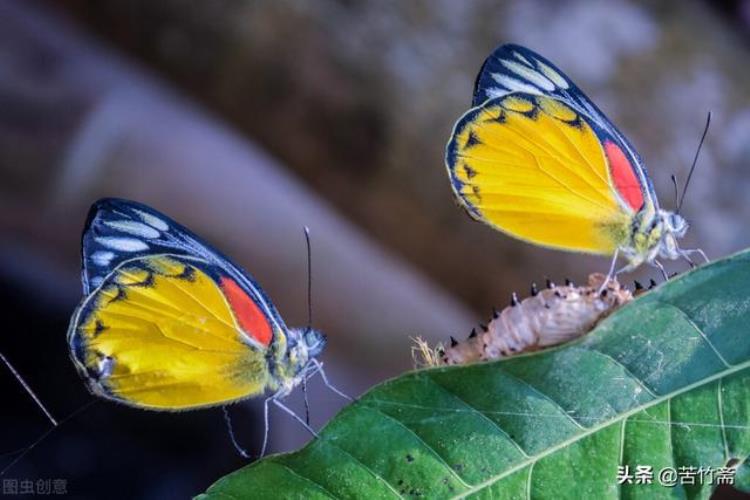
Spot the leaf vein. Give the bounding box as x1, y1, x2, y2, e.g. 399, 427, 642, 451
718, 378, 730, 461
494, 367, 585, 430
317, 438, 405, 499
617, 418, 626, 500
657, 300, 731, 368
426, 376, 530, 458
361, 405, 471, 489
272, 461, 339, 499
453, 364, 750, 498
525, 462, 533, 500
582, 346, 658, 398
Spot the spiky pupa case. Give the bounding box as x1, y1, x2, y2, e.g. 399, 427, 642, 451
414, 274, 636, 368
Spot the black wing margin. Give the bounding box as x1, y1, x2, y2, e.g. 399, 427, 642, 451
80, 198, 288, 331
470, 43, 658, 211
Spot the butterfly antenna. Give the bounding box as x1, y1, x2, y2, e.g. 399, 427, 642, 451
302, 372, 311, 426
678, 111, 711, 214
670, 174, 679, 211
1, 351, 57, 426
304, 226, 313, 330
1, 399, 96, 475
221, 406, 250, 459
302, 227, 315, 426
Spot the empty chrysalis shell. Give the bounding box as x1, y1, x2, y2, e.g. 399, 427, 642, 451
413, 273, 633, 368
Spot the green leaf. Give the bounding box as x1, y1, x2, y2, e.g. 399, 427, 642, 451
199, 250, 750, 499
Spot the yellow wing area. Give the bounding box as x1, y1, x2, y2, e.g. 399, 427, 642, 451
446, 94, 631, 254
68, 255, 270, 410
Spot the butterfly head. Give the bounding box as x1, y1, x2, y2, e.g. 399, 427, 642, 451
656, 209, 689, 260
278, 327, 326, 382
301, 327, 327, 358
628, 208, 689, 265
663, 211, 688, 239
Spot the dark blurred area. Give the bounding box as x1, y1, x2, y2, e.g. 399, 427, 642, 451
1, 0, 749, 498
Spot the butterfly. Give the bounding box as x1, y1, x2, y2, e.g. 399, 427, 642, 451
445, 44, 707, 278
67, 198, 347, 456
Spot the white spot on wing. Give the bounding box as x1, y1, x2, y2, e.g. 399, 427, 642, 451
96, 237, 149, 252
537, 60, 570, 89
513, 51, 533, 66
98, 356, 114, 378
133, 209, 170, 231
103, 220, 160, 239
90, 276, 104, 288
491, 73, 543, 95
91, 251, 115, 267
500, 59, 556, 91
486, 88, 511, 99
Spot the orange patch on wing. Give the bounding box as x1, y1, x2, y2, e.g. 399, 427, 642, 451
220, 276, 273, 346
605, 141, 644, 212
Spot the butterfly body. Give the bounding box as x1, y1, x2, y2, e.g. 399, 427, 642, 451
68, 198, 325, 411
446, 44, 697, 272
625, 209, 688, 269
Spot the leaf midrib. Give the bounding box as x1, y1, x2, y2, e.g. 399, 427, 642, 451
453, 353, 749, 498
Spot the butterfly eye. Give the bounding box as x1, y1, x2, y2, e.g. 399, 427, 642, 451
668, 213, 688, 234
304, 329, 326, 357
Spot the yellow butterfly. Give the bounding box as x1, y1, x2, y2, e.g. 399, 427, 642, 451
67, 198, 347, 455
446, 44, 708, 277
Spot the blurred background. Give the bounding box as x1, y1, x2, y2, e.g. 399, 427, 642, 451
1, 0, 749, 498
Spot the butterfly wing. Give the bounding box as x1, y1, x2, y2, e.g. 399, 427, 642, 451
447, 44, 657, 254
70, 199, 287, 410
69, 254, 278, 409
81, 198, 287, 335
473, 44, 657, 213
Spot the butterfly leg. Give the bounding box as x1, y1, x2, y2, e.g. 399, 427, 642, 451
310, 358, 354, 402
597, 249, 621, 294
680, 252, 696, 268
259, 396, 272, 457
222, 406, 250, 459
681, 247, 710, 264
272, 398, 318, 437
652, 260, 669, 281
605, 249, 620, 282
696, 248, 709, 263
